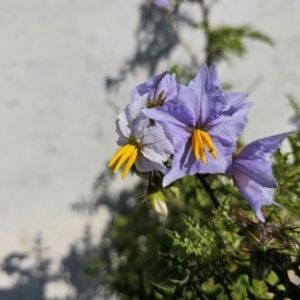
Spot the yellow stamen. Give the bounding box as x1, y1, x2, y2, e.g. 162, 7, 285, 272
122, 148, 138, 179
108, 144, 138, 180
200, 146, 206, 163
114, 144, 136, 171
192, 132, 200, 160
200, 131, 218, 159
108, 144, 131, 168
191, 129, 218, 162
195, 130, 204, 148
195, 130, 206, 163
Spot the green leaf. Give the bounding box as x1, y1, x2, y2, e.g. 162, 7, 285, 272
206, 24, 273, 63
151, 282, 175, 296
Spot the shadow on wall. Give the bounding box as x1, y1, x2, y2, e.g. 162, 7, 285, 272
0, 231, 100, 300
0, 3, 179, 298
105, 2, 186, 91
0, 229, 108, 300
0, 171, 134, 300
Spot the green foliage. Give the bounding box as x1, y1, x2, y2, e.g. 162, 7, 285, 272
205, 25, 273, 64
273, 131, 300, 218
84, 123, 300, 299
288, 94, 300, 122
96, 1, 299, 299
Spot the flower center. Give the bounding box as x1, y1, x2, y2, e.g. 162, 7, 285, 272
146, 91, 166, 108
191, 129, 218, 163
108, 144, 138, 179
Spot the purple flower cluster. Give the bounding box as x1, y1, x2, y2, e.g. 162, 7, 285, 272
108, 64, 291, 221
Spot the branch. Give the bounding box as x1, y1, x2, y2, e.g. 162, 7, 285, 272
196, 174, 220, 208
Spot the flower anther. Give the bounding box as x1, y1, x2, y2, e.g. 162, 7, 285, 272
191, 129, 218, 163
108, 143, 138, 179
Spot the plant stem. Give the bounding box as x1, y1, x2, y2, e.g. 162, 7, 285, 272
198, 0, 213, 66
196, 174, 220, 208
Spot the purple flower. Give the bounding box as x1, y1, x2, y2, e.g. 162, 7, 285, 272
108, 95, 173, 179
230, 133, 291, 222
143, 64, 252, 186
153, 0, 170, 10
132, 71, 177, 108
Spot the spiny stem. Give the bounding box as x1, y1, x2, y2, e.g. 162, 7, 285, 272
279, 167, 300, 188
148, 171, 163, 191
198, 0, 214, 66
196, 174, 220, 208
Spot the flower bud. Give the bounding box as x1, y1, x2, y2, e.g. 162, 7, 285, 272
165, 186, 180, 199
149, 191, 168, 216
